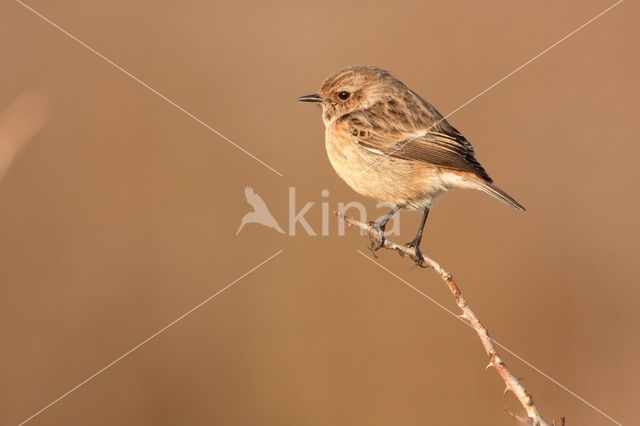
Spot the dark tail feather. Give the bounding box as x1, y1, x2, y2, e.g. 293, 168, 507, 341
477, 181, 525, 211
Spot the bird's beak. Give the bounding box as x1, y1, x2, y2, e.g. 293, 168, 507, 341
297, 93, 323, 103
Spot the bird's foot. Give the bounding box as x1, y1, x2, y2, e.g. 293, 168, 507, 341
405, 240, 426, 267
367, 221, 386, 255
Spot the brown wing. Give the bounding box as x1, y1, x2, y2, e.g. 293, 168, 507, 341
347, 113, 493, 183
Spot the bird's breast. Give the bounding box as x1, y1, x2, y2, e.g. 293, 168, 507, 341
324, 123, 444, 209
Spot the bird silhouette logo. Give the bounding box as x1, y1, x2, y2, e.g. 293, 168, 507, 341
236, 186, 285, 235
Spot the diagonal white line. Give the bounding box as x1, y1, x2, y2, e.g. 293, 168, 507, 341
16, 249, 284, 426
14, 0, 283, 177
356, 250, 623, 426
362, 0, 624, 174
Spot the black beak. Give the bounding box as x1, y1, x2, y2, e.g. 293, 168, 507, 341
297, 93, 323, 103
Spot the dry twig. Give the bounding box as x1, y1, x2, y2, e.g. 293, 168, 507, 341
338, 212, 556, 426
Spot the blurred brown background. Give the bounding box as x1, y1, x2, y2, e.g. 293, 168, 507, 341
1, 0, 638, 425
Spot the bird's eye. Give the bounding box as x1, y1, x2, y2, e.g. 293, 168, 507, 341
337, 91, 351, 101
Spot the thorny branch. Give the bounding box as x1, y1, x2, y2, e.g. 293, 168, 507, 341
337, 212, 563, 426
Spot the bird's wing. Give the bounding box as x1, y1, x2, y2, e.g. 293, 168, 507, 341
244, 186, 267, 209
346, 112, 492, 182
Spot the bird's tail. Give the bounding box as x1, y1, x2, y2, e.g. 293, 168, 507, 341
477, 181, 525, 211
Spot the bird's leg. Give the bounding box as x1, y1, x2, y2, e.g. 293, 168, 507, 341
368, 204, 401, 254
405, 206, 430, 265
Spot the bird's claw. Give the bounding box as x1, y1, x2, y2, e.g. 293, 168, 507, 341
367, 221, 385, 254
405, 241, 426, 267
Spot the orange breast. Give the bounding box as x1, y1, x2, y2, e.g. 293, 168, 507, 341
324, 121, 444, 210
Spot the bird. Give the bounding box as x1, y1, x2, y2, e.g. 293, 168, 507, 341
298, 65, 524, 263
236, 186, 285, 235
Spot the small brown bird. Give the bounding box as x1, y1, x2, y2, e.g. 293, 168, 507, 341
298, 65, 524, 262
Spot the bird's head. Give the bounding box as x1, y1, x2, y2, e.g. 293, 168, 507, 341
298, 65, 402, 124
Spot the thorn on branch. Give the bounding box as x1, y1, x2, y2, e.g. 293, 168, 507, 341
504, 408, 529, 424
